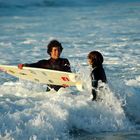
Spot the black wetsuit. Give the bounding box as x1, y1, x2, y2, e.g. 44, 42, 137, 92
91, 65, 107, 100
24, 58, 71, 91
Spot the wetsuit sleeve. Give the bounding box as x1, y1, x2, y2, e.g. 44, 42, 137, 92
91, 70, 98, 101
24, 60, 45, 68
92, 80, 98, 101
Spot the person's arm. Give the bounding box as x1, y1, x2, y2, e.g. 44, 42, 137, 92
18, 60, 45, 69
91, 68, 98, 101
24, 62, 40, 68
18, 63, 39, 69
92, 79, 98, 101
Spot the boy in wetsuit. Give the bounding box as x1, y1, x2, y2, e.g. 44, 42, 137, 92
87, 51, 107, 101
18, 40, 71, 91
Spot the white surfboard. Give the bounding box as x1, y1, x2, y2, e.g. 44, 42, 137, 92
0, 64, 83, 91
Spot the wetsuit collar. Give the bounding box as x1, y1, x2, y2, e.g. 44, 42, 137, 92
50, 57, 60, 62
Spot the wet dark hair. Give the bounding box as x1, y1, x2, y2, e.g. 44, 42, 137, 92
88, 51, 104, 66
47, 40, 63, 55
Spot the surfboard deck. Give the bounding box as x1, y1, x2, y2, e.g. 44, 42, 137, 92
0, 64, 83, 91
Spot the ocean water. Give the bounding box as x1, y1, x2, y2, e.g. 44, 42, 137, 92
0, 0, 140, 140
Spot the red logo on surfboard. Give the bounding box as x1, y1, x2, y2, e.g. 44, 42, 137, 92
61, 76, 70, 81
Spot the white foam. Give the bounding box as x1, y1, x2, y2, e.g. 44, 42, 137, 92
125, 76, 140, 87
0, 79, 134, 139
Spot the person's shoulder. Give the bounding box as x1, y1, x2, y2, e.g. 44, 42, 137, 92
93, 66, 102, 73
94, 66, 105, 76
59, 58, 69, 62
59, 58, 70, 66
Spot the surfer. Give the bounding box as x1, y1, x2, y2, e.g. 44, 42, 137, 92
18, 39, 71, 91
87, 51, 107, 101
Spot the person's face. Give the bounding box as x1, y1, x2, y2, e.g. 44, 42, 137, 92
88, 58, 92, 65
50, 47, 61, 60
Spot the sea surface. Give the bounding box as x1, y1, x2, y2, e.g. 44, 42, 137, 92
0, 0, 140, 140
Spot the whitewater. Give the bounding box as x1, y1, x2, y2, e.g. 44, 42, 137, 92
0, 0, 140, 139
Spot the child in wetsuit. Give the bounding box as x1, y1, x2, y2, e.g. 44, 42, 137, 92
87, 51, 107, 101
